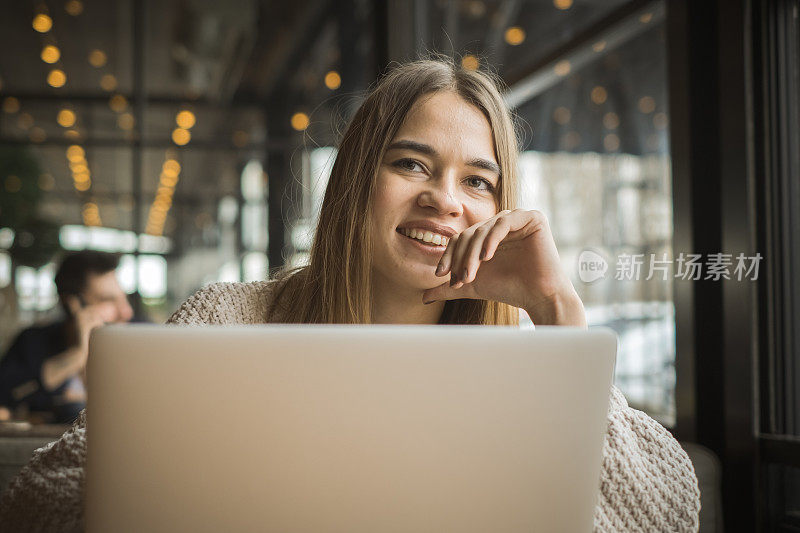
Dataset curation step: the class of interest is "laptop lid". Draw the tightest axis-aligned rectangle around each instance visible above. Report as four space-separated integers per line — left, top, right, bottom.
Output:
85 324 617 533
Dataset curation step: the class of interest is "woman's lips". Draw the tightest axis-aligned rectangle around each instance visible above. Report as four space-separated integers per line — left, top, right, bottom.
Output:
397 227 451 245
396 229 447 256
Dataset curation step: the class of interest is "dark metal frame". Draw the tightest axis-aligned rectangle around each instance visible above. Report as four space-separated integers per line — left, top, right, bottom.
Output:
753 0 800 530
667 0 762 528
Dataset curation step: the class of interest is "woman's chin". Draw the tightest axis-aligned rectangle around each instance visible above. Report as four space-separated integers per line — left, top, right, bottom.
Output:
400 266 447 291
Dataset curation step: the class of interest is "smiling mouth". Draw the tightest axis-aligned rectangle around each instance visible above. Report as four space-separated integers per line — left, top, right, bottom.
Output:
396 228 449 247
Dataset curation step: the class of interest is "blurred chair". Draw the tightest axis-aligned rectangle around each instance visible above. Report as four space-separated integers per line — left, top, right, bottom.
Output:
682 442 724 532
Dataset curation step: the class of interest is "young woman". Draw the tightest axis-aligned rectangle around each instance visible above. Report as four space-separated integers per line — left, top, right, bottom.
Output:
0 58 700 531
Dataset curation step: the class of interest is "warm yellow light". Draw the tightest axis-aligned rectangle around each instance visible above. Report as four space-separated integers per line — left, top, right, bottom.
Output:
5 175 21 193
553 106 571 125
117 112 135 130
504 27 526 46
70 162 89 174
41 45 60 64
461 55 479 71
172 127 191 145
32 14 53 33
100 74 117 91
604 134 620 151
592 41 607 53
553 60 571 76
66 145 85 161
88 49 107 68
64 129 81 140
2 97 20 114
590 86 608 104
324 71 341 90
638 96 656 114
639 12 653 24
74 179 91 191
603 112 620 130
109 94 127 112
160 174 178 187
175 110 195 129
29 127 47 143
290 112 309 131
73 172 90 183
47 69 67 88
57 109 76 127
65 0 84 16
553 0 572 9
163 159 181 176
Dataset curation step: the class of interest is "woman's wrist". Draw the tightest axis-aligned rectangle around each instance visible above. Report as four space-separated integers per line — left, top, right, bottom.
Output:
525 289 587 327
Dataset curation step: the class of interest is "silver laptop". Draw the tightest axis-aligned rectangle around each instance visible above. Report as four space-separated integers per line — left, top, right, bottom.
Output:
85 324 617 533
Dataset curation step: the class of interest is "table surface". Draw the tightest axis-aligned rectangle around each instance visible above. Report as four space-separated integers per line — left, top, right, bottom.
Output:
0 422 70 438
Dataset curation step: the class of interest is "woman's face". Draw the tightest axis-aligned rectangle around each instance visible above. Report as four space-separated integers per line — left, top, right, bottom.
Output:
370 90 501 292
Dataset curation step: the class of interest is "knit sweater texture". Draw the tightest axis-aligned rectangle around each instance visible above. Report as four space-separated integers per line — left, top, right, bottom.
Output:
0 281 701 532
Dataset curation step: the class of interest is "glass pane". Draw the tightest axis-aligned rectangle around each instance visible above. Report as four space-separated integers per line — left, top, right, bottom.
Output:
513 17 675 424
0 0 378 423
422 0 632 80
765 463 800 530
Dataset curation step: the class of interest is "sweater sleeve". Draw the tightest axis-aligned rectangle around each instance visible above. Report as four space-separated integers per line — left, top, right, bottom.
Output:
593 386 701 532
0 410 87 533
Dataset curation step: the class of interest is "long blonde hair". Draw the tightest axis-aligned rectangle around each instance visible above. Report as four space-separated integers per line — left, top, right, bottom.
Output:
269 57 520 326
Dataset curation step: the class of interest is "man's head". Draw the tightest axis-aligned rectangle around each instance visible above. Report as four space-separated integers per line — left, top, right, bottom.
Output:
54 251 134 323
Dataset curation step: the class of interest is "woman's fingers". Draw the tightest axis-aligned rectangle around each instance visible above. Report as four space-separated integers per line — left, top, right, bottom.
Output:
449 227 475 287
481 215 512 261
436 234 458 277
461 222 494 284
436 209 534 283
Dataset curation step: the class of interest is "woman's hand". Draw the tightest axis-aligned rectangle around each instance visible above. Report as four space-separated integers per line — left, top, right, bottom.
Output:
422 209 586 326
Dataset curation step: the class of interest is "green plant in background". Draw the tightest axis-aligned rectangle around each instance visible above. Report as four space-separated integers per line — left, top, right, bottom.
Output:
0 145 62 268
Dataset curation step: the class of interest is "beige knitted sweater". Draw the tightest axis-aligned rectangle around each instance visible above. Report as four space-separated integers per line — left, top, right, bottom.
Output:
0 281 700 532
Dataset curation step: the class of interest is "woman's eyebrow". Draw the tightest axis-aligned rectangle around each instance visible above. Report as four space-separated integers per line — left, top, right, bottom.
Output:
386 140 501 176
387 140 436 156
466 158 501 176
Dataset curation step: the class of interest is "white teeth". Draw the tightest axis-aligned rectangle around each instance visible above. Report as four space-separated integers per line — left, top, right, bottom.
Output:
400 228 448 246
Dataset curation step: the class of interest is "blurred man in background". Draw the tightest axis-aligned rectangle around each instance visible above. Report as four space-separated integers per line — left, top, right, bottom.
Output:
0 251 133 423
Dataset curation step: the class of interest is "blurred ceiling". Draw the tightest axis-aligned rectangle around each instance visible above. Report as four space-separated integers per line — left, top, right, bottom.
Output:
0 0 666 236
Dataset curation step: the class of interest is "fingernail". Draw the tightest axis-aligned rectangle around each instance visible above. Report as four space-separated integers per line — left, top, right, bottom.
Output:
479 249 486 261
435 262 443 275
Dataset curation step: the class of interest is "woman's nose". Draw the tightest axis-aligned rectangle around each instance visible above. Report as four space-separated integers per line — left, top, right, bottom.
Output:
417 177 463 216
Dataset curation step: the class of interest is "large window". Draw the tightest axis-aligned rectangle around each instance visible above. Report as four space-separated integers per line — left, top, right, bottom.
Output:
508 3 675 423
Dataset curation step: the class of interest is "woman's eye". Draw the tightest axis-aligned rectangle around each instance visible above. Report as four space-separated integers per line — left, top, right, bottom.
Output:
393 159 424 173
465 176 494 191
